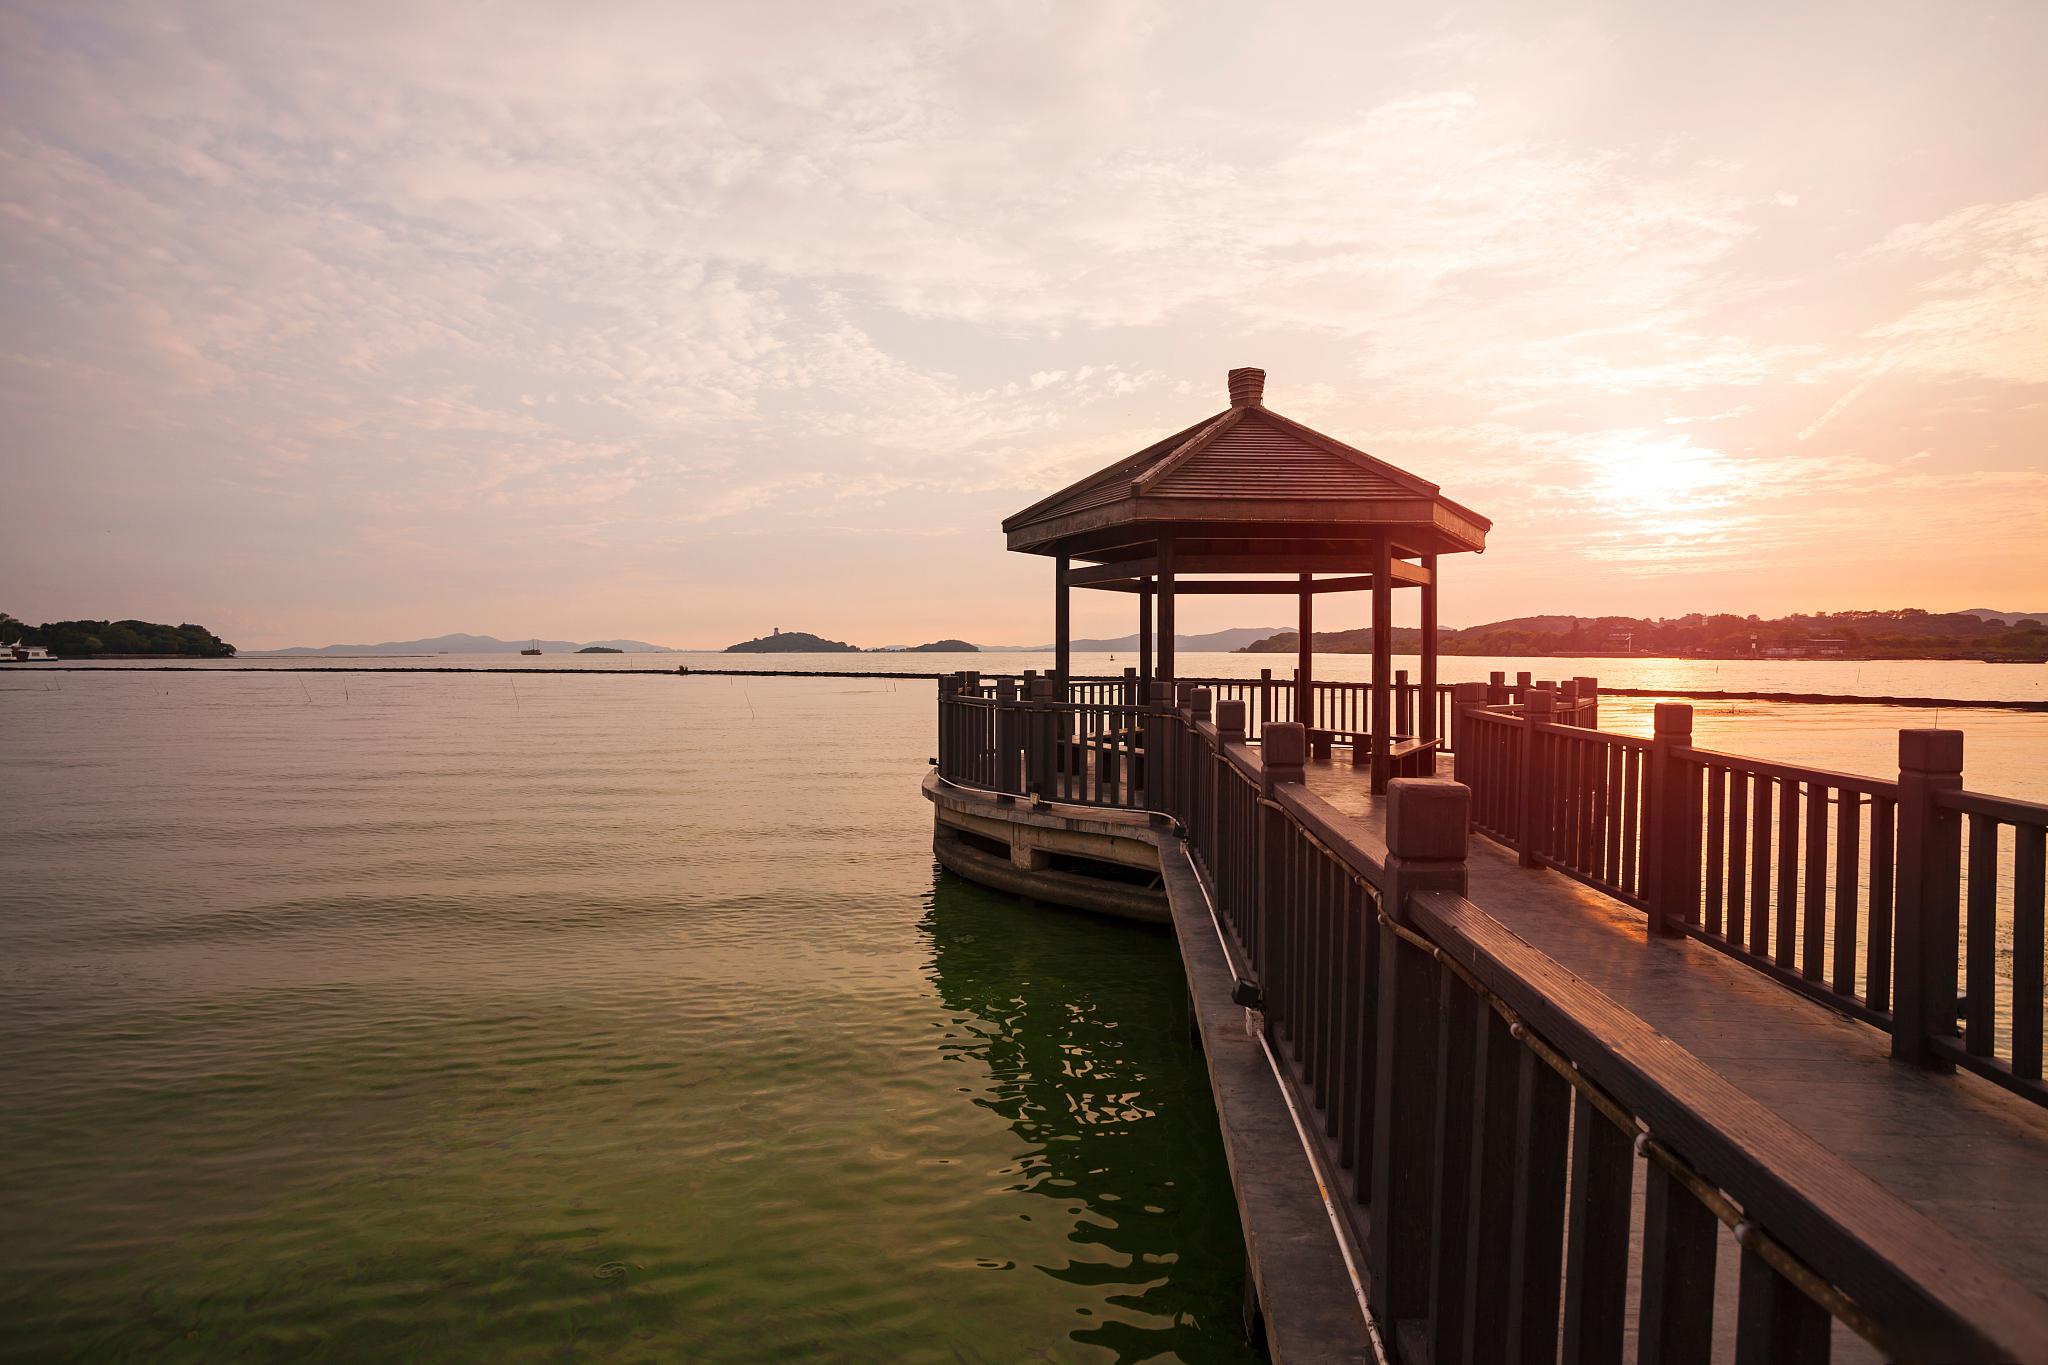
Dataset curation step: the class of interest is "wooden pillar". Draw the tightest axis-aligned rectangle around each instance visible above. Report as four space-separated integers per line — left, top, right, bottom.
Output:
1371 537 1393 793
1893 728 1964 1067
1157 535 1176 684
1420 553 1439 745
1646 703 1697 939
1054 553 1071 698
1138 576 1154 691
1297 572 1313 733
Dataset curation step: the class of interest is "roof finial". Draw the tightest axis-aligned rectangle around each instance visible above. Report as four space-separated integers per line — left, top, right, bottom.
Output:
1228 367 1265 407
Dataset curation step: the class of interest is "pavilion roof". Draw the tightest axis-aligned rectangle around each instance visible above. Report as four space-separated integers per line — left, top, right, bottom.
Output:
1003 369 1491 563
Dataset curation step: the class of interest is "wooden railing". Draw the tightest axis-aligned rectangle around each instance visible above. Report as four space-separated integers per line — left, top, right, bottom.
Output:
1932 787 2048 1104
1451 687 2048 1109
935 678 2048 1357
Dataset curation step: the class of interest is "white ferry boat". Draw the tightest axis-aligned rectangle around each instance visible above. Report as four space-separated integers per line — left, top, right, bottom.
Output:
3 643 57 662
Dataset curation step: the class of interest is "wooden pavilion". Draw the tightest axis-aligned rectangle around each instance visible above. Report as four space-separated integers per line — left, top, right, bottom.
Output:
1003 367 1491 792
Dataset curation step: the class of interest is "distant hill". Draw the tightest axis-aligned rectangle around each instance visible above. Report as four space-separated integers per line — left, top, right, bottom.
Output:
1964 608 2048 627
265 633 675 656
1239 609 2048 661
576 646 623 654
725 630 858 653
893 639 978 653
986 626 1286 653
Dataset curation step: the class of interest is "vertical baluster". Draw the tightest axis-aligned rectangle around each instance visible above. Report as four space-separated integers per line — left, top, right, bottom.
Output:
1605 746 1623 885
1426 969 1479 1365
1777 781 1802 969
1351 881 1381 1185
1505 1049 1570 1363
1561 1093 1631 1365
1834 792 1862 998
1733 1245 1832 1363
1705 768 1726 937
2016 825 2045 1081
1459 1003 1519 1363
1965 814 1998 1056
1620 749 1640 896
1592 736 1612 884
1327 873 1357 1146
1868 797 1895 1013
1640 1163 1717 1365
1803 787 1828 979
1727 771 1748 948
1368 917 1440 1329
1750 778 1774 958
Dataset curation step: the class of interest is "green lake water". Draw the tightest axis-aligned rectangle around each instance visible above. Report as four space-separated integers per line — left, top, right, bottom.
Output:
0 673 1257 1362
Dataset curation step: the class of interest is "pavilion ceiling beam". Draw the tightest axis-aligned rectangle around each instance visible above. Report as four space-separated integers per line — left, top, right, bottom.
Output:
1066 559 1156 587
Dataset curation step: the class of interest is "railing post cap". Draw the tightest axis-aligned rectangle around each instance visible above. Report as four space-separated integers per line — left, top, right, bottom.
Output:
1215 698 1246 737
1653 701 1693 735
1190 686 1212 720
1264 721 1307 771
1387 778 1470 862
1525 686 1556 713
995 678 1017 700
1899 727 1963 773
1175 682 1197 710
1149 681 1174 706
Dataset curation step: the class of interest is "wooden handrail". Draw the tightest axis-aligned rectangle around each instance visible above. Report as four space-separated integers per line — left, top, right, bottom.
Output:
1409 887 2048 1360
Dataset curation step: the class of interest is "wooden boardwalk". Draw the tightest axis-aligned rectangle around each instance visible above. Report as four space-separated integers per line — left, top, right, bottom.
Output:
1306 750 2048 1293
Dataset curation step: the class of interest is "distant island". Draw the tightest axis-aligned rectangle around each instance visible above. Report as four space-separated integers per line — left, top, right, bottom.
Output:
1 612 235 658
894 639 977 653
264 633 675 656
576 645 623 654
1240 608 2048 662
725 630 858 654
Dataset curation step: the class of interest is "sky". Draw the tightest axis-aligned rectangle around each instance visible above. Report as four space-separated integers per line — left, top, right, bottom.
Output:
2 1 2044 651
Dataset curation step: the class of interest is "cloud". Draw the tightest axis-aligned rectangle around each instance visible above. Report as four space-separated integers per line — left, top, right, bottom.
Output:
1 1 2043 643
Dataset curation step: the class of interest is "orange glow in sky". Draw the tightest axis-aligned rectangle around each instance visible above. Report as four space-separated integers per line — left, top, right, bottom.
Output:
2 2 2044 648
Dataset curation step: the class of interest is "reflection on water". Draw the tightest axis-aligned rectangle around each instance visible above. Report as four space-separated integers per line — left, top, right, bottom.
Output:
922 873 1252 1362
0 673 1257 1362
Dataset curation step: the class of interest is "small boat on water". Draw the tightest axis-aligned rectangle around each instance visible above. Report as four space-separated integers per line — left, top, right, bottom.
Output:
521 639 542 656
3 643 57 663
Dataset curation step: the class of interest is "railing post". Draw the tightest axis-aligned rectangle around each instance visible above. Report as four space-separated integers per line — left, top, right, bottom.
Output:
1216 699 1246 746
1123 665 1139 707
1259 668 1273 729
1395 667 1411 737
1449 682 1487 782
1488 673 1509 706
1517 688 1554 867
1385 778 1471 910
1558 679 1580 728
1645 703 1696 938
1893 728 1964 1068
1190 687 1212 724
1576 675 1599 729
1261 721 1305 791
1253 720 1306 1019
994 679 1020 794
1024 674 1056 796
1515 670 1532 703
1368 778 1468 1334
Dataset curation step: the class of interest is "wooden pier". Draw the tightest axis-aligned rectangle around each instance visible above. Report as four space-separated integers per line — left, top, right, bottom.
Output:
931 677 2048 1361
928 369 2048 1360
